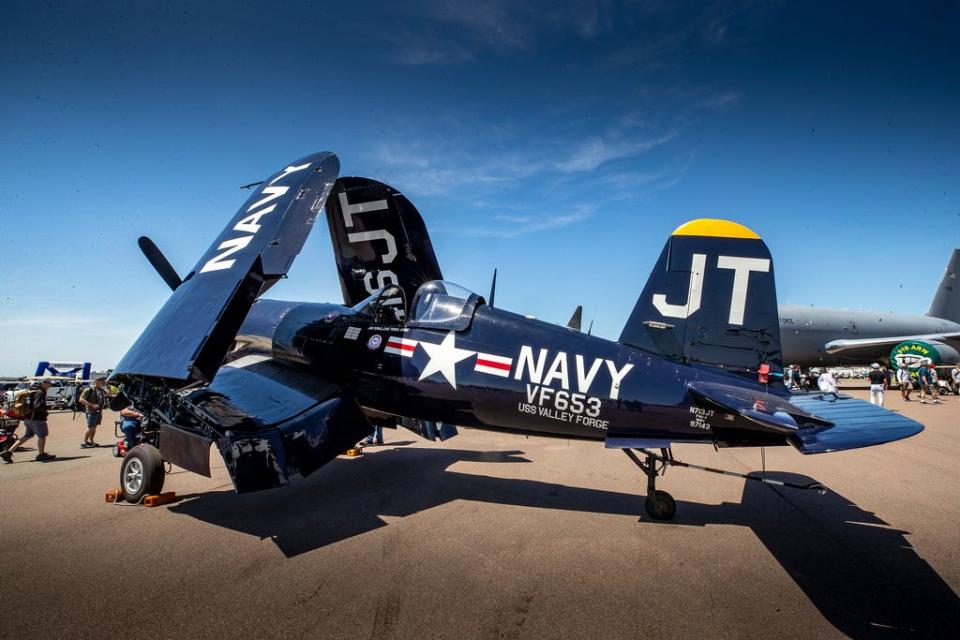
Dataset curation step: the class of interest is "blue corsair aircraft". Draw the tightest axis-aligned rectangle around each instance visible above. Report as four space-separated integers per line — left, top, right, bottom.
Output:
110 152 924 519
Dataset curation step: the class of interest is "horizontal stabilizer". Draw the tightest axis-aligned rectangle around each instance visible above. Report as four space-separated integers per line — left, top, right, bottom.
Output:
113 152 339 383
687 381 831 432
786 394 924 454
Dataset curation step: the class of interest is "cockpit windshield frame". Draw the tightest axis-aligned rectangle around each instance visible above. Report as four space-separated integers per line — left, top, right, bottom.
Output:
407 280 483 331
350 284 407 326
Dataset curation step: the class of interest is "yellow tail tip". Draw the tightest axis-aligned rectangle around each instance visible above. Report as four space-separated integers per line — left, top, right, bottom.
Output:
671 219 760 239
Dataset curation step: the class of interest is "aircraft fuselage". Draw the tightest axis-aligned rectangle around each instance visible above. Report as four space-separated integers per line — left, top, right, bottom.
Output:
235 300 788 449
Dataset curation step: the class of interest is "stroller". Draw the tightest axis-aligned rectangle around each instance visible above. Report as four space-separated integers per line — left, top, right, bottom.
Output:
0 408 19 452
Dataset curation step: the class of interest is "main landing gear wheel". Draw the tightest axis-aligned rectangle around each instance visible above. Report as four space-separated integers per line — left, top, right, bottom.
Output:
120 444 165 503
644 490 676 520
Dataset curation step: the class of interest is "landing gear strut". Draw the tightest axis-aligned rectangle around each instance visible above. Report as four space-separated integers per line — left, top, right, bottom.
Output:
623 448 826 521
623 448 677 520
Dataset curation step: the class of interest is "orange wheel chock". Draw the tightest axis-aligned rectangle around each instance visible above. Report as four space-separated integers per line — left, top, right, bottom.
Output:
143 492 178 507
345 448 363 457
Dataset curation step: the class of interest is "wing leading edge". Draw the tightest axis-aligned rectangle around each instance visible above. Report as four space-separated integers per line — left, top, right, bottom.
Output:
825 332 960 354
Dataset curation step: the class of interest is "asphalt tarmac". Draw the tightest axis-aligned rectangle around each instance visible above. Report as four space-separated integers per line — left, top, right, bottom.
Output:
1 388 958 639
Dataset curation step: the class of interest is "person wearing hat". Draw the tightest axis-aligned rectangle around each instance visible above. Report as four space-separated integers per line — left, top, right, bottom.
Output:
79 376 108 448
1 380 56 463
868 363 885 406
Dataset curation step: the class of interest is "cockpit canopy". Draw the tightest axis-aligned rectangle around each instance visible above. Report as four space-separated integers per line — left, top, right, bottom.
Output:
409 280 483 330
350 280 483 330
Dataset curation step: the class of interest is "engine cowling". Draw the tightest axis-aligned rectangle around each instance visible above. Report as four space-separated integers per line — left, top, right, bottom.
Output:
890 339 960 367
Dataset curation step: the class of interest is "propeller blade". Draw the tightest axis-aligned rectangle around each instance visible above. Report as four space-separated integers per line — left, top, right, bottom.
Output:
137 236 183 291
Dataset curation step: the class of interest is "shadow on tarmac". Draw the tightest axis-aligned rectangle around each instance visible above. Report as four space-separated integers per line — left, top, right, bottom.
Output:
169 446 959 638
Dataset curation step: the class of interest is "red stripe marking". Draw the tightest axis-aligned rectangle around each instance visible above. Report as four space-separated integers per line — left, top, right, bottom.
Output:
387 340 415 352
476 358 511 371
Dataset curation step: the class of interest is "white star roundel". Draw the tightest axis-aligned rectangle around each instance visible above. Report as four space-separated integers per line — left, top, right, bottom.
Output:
417 332 475 389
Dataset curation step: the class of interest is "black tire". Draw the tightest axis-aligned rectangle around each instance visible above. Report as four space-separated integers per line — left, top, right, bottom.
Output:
120 444 164 503
644 490 677 521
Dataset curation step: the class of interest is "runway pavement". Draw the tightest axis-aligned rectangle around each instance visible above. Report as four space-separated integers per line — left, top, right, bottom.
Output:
1 389 958 639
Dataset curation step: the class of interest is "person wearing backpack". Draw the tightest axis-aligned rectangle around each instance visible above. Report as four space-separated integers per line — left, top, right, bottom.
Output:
1 380 56 463
78 376 107 448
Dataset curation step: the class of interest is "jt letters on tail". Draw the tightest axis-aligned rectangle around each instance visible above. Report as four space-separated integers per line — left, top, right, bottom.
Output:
653 253 770 325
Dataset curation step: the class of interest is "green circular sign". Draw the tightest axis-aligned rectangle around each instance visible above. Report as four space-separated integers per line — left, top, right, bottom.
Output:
890 340 940 370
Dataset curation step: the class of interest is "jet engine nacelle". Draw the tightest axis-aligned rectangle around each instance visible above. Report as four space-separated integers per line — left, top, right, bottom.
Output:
926 341 960 365
890 339 960 368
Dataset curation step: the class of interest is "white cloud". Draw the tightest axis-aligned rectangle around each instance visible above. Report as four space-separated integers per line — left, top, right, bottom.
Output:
457 205 595 239
553 131 677 173
382 0 615 66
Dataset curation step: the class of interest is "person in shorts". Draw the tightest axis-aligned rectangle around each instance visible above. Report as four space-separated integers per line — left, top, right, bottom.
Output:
917 362 935 404
79 376 108 448
1 380 56 463
928 366 943 404
897 366 913 401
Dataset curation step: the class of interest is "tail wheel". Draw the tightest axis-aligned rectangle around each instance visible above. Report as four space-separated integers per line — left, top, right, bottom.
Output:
120 444 165 503
644 490 677 520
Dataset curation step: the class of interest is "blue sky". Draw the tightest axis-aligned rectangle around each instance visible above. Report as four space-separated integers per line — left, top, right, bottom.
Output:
1 1 958 375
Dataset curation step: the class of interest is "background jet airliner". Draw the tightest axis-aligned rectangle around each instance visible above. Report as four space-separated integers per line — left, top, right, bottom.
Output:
109 152 924 520
778 249 960 366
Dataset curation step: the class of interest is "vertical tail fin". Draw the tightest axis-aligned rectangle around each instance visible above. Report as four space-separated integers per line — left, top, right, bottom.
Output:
927 249 960 323
619 219 782 375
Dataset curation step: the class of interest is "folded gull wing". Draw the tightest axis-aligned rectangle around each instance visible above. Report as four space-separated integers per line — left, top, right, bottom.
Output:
162 356 372 493
113 152 339 383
